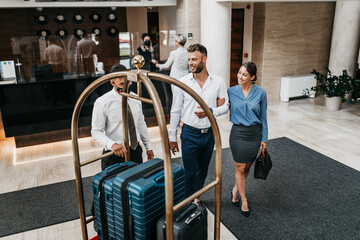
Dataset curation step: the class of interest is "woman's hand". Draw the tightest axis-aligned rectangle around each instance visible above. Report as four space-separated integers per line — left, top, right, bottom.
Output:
151 59 158 64
260 141 267 152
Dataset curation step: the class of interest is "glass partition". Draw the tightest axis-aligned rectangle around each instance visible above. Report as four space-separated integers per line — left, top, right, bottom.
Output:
8 30 177 83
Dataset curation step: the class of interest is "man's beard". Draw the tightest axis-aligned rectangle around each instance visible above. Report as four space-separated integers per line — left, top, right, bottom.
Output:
192 61 204 73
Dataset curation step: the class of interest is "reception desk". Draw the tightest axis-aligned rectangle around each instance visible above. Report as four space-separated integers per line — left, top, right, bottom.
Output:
0 70 171 147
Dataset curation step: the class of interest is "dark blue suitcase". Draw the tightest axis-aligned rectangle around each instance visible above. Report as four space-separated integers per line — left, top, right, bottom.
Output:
92 162 138 240
113 158 186 240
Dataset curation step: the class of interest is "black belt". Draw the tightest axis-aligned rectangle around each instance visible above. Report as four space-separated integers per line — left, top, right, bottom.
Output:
183 123 212 134
234 123 260 128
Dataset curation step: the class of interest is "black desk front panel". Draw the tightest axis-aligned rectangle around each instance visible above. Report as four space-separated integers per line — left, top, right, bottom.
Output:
0 71 172 141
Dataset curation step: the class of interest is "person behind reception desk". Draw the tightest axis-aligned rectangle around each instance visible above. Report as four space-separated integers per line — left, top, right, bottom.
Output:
156 34 189 90
43 36 68 78
137 33 158 71
76 35 96 76
91 64 154 170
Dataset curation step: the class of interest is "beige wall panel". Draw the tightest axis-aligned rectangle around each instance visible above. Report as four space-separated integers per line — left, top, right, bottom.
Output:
187 0 201 45
253 2 335 102
265 4 300 40
176 0 186 34
159 6 177 60
252 2 266 86
176 0 201 45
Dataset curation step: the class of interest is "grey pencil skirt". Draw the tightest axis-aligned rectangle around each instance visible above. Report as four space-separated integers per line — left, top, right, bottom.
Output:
229 124 262 163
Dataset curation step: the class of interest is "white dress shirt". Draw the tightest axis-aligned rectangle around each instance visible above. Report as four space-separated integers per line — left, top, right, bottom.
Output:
91 88 152 151
159 47 189 79
169 72 229 142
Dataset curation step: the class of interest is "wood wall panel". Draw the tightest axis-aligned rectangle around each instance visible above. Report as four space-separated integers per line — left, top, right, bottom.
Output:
230 9 244 87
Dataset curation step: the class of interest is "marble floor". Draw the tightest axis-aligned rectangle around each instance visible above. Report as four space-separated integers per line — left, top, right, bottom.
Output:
0 96 359 240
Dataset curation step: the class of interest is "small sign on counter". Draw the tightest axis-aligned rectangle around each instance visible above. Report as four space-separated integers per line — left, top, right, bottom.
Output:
0 60 16 80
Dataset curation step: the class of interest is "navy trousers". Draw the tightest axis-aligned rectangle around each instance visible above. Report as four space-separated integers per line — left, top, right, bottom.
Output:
180 124 215 197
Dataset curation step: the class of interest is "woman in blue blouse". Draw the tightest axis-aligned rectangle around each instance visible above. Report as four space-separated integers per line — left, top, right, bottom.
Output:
228 62 268 217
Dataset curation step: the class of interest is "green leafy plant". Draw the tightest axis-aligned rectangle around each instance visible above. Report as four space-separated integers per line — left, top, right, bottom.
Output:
304 68 353 102
350 77 360 102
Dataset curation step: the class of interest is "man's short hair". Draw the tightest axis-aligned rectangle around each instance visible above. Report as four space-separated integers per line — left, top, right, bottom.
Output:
109 64 128 73
187 44 207 57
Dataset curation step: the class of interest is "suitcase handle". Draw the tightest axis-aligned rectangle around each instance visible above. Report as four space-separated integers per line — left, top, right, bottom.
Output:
184 211 203 227
142 165 164 178
174 203 197 222
106 164 133 175
154 175 164 186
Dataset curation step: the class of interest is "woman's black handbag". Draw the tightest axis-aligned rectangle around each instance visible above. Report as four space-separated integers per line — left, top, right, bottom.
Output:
254 149 272 180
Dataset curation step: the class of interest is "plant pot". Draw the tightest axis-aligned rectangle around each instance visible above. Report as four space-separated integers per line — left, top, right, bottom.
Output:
345 93 352 103
325 96 342 111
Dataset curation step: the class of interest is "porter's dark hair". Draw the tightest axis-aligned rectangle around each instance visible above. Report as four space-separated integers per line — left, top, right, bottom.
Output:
242 62 257 81
109 64 128 73
187 43 207 57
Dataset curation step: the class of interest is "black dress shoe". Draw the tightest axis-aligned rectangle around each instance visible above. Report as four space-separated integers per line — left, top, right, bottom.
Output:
231 191 240 207
240 203 250 217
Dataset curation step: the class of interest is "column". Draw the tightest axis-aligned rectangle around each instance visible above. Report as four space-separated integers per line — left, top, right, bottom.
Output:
201 0 232 87
328 1 360 77
176 0 201 46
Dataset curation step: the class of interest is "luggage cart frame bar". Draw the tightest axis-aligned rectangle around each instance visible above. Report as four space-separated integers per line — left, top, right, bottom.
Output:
72 69 222 240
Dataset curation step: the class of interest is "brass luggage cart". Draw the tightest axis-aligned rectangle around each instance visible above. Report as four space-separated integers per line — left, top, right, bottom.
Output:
71 56 222 240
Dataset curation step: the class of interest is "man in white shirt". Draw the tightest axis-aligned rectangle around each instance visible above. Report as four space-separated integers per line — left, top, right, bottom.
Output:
169 44 229 203
91 64 154 170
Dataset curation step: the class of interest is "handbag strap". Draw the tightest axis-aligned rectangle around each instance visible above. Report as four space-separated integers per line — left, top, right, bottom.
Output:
258 148 266 159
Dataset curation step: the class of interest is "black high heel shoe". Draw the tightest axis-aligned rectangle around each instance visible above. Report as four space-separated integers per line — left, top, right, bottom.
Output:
240 203 250 217
231 191 240 207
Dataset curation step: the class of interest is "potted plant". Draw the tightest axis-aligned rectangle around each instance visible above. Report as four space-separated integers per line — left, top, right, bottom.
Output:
304 68 353 110
350 77 360 103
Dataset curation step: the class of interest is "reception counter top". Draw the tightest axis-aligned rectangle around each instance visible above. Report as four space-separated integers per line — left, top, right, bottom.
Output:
0 71 171 147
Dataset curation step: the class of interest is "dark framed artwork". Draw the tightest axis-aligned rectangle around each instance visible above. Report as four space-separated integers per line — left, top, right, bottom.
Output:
56 28 68 39
72 13 84 24
36 29 51 39
92 27 102 37
35 14 49 25
89 13 102 24
107 27 119 37
73 28 86 39
54 14 67 24
106 11 118 23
